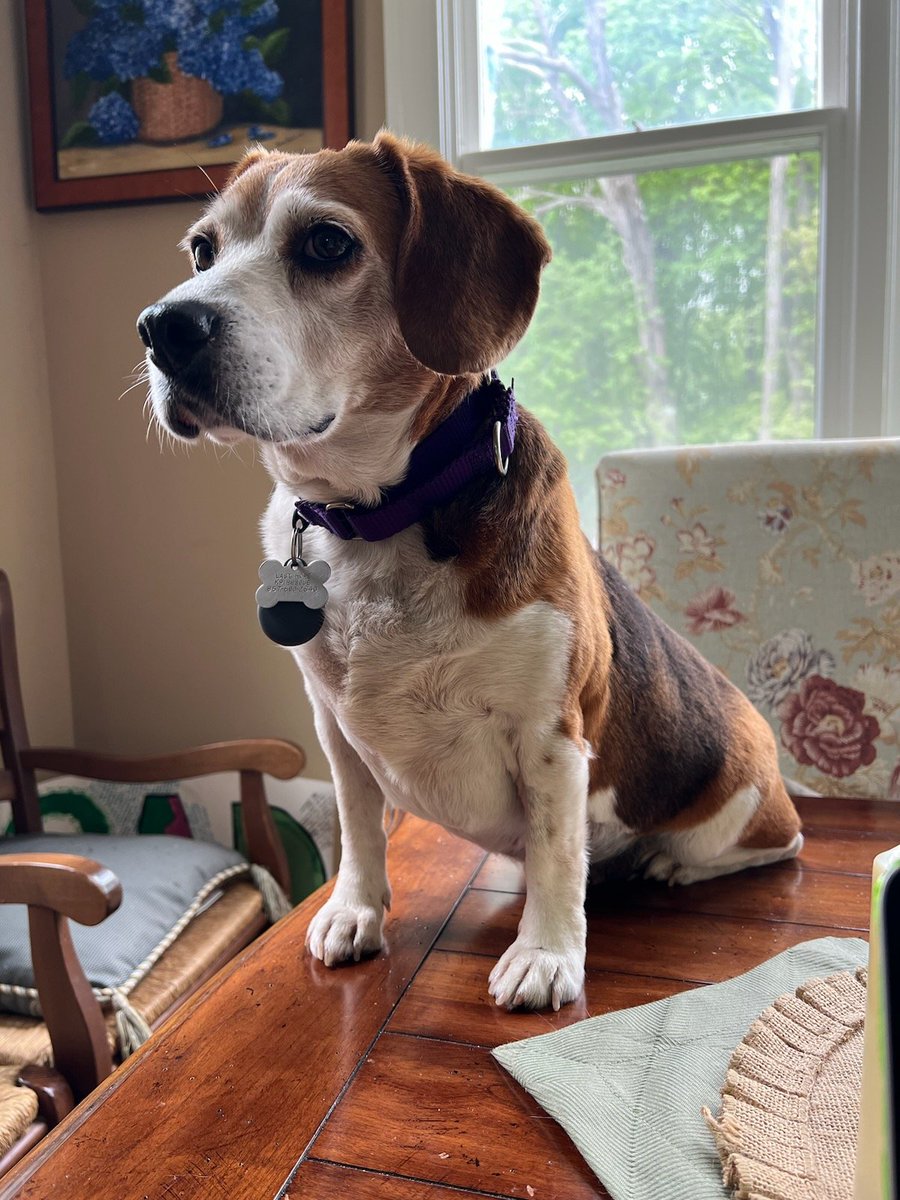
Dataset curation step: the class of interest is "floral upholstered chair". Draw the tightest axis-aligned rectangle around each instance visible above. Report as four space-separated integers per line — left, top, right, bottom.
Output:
597 439 900 800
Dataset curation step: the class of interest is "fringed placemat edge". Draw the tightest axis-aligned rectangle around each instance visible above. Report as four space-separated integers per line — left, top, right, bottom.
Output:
702 966 867 1200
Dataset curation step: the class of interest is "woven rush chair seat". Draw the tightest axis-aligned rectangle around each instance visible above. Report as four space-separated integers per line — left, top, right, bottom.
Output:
0 1066 38 1160
0 878 265 1077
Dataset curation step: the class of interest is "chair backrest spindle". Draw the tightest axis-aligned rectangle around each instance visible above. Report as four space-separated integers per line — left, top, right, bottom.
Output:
0 571 44 834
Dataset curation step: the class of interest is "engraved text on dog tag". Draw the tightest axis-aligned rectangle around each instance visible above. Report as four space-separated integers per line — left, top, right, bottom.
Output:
255 559 331 609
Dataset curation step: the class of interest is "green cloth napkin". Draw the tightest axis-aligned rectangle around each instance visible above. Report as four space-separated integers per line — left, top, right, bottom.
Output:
493 936 867 1200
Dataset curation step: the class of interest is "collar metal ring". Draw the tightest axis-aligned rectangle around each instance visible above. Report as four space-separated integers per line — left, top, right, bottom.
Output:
492 420 509 476
290 522 304 564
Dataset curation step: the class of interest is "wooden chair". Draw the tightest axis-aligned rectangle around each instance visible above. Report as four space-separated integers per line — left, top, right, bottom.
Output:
0 569 305 1172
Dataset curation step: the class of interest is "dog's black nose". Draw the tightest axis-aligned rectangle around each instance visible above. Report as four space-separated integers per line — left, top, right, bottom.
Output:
136 301 222 376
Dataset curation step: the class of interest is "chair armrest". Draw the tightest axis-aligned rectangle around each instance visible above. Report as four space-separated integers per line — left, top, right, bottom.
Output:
17 1064 75 1129
0 854 120 1103
0 854 122 924
19 738 306 783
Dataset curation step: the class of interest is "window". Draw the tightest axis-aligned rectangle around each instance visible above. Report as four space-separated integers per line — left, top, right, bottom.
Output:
384 0 900 537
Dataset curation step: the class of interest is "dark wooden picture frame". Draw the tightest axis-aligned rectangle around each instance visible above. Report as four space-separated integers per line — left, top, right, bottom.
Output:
25 0 352 211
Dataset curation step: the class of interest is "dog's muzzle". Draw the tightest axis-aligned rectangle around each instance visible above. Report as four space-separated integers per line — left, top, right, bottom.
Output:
137 300 222 378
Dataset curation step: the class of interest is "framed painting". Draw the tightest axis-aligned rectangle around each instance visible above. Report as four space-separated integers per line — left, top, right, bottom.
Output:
24 0 352 210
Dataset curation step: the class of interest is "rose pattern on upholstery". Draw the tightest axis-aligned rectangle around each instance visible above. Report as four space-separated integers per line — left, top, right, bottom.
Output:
675 522 721 560
685 586 746 635
597 440 900 798
778 675 880 778
747 629 835 709
851 551 900 607
602 534 658 596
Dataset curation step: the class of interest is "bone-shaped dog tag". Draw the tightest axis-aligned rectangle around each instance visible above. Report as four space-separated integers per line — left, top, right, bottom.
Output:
255 559 331 609
256 558 331 647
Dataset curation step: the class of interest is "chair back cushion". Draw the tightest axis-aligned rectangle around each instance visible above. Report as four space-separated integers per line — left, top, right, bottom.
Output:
597 438 900 799
0 773 337 903
0 834 247 1016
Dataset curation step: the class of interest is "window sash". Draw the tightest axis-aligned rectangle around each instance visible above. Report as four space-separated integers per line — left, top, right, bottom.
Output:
455 112 835 186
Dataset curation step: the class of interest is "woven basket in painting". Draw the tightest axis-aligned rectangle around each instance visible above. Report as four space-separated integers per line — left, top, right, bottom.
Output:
131 52 223 144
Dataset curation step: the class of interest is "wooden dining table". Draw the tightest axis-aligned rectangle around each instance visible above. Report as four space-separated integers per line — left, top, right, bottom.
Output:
1 795 895 1200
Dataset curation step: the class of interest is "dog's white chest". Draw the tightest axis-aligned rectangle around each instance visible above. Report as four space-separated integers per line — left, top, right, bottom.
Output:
315 600 567 849
306 601 535 847
263 494 573 851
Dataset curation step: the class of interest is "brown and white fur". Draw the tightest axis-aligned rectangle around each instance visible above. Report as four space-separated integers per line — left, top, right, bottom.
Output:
139 134 802 1012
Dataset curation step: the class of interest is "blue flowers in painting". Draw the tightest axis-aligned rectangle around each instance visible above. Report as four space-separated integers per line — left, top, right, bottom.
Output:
87 92 141 144
178 15 283 102
65 0 286 143
66 5 166 81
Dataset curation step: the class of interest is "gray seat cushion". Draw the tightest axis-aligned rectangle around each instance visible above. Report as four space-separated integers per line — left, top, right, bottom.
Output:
0 834 248 1016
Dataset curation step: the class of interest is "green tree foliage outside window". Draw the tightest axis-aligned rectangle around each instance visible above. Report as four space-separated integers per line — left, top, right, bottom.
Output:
484 1 819 536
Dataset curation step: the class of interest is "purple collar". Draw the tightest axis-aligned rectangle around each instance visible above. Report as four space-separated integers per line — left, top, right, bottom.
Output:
294 374 517 542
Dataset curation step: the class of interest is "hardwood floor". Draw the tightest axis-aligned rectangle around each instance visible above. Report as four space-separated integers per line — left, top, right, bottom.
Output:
1 798 890 1200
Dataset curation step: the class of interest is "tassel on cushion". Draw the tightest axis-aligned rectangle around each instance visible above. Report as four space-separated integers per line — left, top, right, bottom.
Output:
249 865 292 922
110 989 152 1058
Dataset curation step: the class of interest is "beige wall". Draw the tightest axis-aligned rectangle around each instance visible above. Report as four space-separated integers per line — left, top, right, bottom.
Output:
6 2 385 777
0 6 73 746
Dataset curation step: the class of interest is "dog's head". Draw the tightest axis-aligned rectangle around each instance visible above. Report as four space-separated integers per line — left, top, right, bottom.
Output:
137 134 550 494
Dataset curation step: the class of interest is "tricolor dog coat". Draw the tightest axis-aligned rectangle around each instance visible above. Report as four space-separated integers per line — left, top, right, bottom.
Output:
138 134 802 1011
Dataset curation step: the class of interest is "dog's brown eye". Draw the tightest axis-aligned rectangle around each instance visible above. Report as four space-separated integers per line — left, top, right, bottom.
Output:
301 223 356 265
192 238 215 272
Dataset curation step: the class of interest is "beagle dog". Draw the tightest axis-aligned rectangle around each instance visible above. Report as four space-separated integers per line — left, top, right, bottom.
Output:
138 133 802 1012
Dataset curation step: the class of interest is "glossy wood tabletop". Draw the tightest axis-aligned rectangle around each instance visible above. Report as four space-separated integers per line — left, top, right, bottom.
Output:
2 797 896 1200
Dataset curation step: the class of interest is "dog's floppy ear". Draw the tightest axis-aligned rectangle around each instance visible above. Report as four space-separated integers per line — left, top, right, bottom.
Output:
372 131 552 376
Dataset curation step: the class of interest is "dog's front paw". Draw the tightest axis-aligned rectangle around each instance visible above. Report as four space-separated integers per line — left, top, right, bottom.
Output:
306 897 385 966
488 940 585 1012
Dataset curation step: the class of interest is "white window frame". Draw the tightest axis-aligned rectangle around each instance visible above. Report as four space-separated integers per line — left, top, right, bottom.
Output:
383 0 900 442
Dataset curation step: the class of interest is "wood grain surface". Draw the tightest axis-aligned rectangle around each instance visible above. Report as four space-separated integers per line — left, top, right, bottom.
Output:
389 950 694 1048
309 1033 600 1199
286 1160 512 1198
1 796 891 1200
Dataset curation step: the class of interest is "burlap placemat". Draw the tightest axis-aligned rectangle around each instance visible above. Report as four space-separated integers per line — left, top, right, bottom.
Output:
704 967 867 1200
492 937 866 1200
